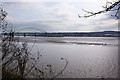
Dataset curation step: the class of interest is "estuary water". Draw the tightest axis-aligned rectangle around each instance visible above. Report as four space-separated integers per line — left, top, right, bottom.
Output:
26 37 118 78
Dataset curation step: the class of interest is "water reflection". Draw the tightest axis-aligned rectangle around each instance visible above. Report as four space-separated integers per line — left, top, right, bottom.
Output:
28 37 118 78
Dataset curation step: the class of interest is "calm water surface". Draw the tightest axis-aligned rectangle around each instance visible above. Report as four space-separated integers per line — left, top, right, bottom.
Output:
27 37 118 78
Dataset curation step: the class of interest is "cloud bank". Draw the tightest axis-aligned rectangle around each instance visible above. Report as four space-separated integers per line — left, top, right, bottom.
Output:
2 0 118 32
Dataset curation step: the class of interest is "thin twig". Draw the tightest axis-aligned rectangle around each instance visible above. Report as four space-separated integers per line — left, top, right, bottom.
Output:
51 58 68 79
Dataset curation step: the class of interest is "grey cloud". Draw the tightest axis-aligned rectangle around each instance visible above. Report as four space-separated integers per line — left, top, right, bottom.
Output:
11 19 65 32
3 2 118 32
93 23 118 31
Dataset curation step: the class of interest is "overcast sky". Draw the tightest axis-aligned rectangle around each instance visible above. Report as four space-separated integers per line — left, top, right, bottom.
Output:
1 0 118 32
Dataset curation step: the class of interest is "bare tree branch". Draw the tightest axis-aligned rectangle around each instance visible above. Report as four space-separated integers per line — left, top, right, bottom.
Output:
51 58 68 79
79 1 120 19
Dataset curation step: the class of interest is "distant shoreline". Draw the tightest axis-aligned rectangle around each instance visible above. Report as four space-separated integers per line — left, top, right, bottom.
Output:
2 31 120 37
